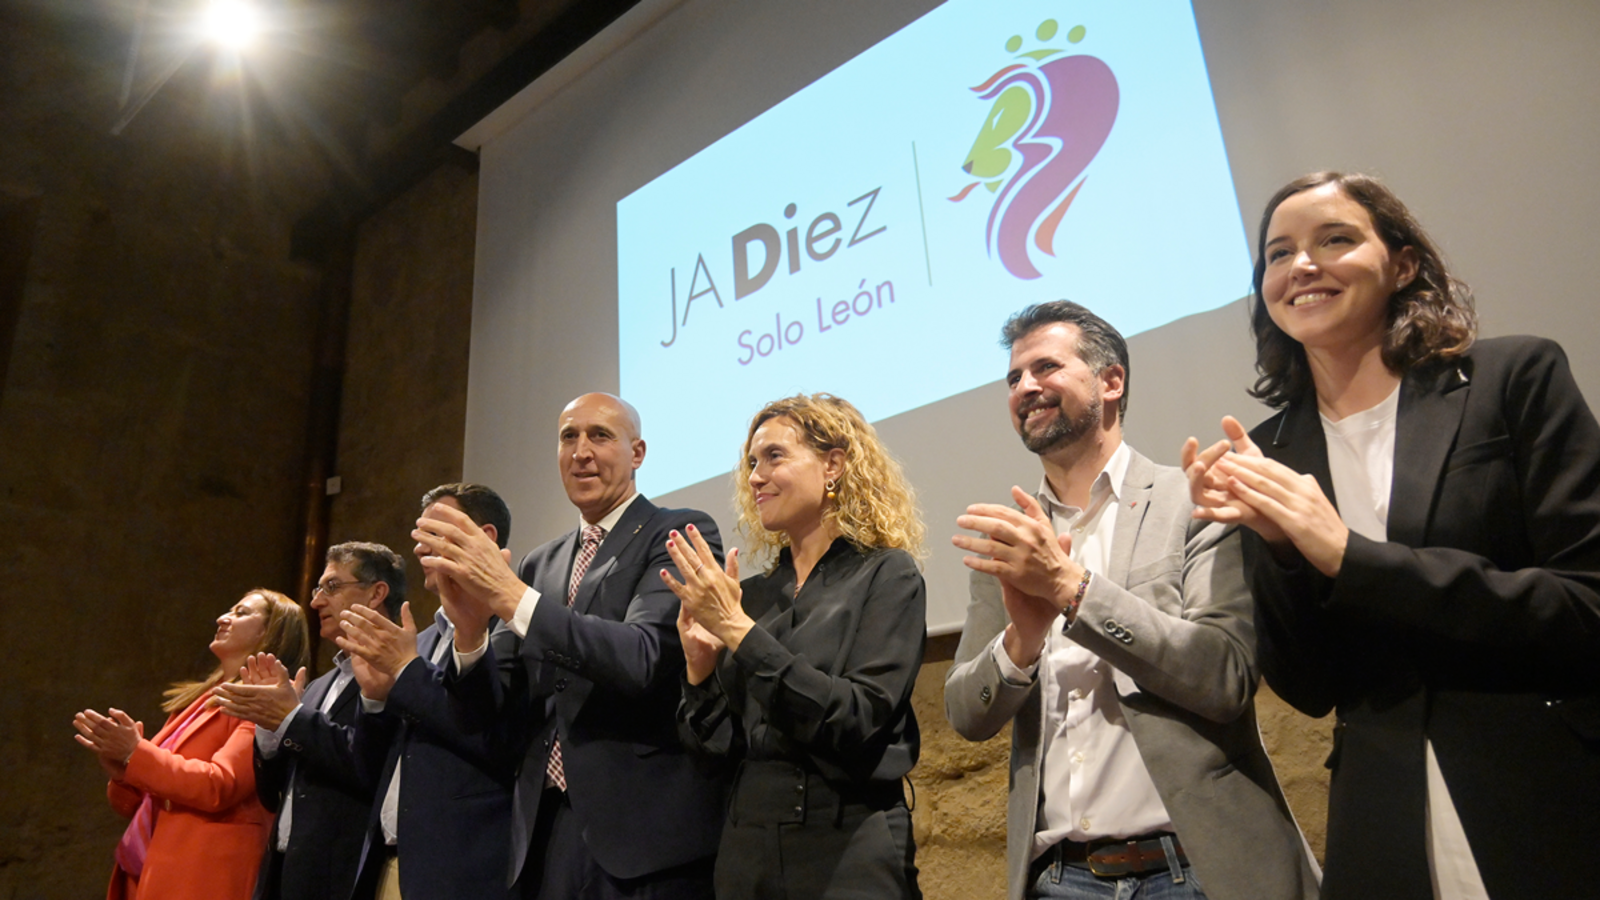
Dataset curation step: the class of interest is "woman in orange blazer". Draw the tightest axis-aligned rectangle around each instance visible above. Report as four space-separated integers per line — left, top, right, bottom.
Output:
75 588 309 900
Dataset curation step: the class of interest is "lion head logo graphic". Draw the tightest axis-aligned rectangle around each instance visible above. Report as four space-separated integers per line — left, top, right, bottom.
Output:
950 20 1119 280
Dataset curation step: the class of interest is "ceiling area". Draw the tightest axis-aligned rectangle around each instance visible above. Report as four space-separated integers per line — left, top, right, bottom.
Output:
8 0 644 258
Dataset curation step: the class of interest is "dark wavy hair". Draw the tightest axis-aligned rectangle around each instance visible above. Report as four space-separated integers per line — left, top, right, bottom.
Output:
1000 300 1130 421
1248 172 1476 408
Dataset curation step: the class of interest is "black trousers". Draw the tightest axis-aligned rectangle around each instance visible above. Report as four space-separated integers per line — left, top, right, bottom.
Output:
715 760 920 900
518 788 714 900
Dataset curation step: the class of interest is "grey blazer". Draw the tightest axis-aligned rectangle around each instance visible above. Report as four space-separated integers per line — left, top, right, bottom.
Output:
944 447 1319 900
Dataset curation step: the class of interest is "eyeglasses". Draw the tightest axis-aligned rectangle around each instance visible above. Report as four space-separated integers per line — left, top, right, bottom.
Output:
313 579 373 597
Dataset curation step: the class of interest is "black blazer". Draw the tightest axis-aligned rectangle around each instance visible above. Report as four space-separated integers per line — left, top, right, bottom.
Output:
1246 336 1600 899
252 669 371 900
348 622 518 900
449 495 731 886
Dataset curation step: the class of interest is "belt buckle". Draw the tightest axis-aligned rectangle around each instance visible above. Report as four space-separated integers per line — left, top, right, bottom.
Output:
1085 842 1133 878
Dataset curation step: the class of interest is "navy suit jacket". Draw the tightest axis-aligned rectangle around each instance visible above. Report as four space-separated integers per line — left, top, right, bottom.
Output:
1248 336 1600 899
252 668 372 900
449 495 731 886
349 621 519 900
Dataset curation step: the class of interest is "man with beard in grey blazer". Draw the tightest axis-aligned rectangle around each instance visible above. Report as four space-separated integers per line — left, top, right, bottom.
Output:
945 301 1319 900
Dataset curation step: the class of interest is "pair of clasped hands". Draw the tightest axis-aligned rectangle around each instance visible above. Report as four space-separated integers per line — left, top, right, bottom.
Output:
206 601 419 736
1181 415 1350 578
209 612 460 738
206 603 427 735
209 508 525 727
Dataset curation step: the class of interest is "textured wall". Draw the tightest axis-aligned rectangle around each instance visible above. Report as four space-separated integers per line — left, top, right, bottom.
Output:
322 162 479 645
0 6 324 898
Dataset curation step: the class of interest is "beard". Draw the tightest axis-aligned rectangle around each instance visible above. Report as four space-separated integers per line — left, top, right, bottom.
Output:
1017 393 1103 454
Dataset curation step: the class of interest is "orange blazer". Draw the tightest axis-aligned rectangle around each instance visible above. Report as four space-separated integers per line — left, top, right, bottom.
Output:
104 693 271 900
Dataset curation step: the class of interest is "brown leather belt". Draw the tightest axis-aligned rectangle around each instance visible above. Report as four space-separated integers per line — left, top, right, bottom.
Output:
1049 832 1187 878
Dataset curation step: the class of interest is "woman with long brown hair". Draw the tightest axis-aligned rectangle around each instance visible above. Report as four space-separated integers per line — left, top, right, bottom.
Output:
1185 172 1600 899
74 588 309 900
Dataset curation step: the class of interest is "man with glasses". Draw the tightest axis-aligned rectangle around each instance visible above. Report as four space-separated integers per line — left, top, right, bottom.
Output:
212 541 405 900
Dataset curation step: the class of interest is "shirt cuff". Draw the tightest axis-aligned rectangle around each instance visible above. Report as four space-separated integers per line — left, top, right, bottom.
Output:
255 703 301 756
360 696 386 714
509 585 541 639
452 633 490 674
991 634 1039 685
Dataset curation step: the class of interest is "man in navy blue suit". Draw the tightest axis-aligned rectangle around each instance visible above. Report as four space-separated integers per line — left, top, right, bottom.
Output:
212 542 406 900
414 393 728 900
336 483 520 900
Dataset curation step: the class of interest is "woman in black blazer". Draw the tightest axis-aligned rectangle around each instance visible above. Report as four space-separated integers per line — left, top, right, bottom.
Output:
660 392 926 900
1184 172 1600 899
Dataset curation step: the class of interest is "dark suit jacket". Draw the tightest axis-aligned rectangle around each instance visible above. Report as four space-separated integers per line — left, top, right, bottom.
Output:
252 668 370 900
1247 336 1600 899
349 622 518 900
448 495 731 886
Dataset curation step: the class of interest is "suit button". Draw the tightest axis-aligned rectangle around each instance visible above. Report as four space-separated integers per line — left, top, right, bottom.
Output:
1102 619 1118 633
555 678 568 691
793 806 803 815
979 686 992 703
794 784 804 794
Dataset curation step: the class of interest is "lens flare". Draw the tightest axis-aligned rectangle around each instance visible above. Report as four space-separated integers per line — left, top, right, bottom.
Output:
201 0 261 50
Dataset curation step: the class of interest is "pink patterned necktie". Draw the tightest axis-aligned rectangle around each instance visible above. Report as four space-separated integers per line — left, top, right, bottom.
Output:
546 524 605 790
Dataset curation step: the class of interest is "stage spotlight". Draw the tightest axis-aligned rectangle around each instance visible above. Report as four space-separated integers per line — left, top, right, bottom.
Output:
201 0 261 50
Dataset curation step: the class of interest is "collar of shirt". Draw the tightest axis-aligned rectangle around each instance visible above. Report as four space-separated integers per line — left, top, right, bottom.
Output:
322 651 356 715
1035 441 1130 536
331 650 354 678
579 491 641 537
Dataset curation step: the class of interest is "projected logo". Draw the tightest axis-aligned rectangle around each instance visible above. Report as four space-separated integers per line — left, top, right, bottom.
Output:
950 20 1120 280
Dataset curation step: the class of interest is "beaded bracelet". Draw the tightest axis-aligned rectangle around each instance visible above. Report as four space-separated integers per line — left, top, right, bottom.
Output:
1063 570 1091 625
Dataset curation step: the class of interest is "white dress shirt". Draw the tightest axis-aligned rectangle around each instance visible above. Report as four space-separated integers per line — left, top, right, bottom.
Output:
257 651 354 852
370 609 459 844
989 442 1174 854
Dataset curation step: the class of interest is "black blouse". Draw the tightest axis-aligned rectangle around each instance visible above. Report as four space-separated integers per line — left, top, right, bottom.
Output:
679 538 926 785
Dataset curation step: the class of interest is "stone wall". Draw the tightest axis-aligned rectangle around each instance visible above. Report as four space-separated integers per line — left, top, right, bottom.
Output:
0 6 325 898
322 162 479 647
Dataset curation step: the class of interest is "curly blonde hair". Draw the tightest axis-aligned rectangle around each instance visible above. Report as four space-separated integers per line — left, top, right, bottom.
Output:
733 393 926 565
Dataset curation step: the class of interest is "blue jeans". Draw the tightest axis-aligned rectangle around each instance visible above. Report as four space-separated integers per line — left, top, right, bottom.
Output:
1029 853 1207 900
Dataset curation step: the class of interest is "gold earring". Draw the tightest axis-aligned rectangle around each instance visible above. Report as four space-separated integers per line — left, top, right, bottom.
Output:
825 479 837 501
